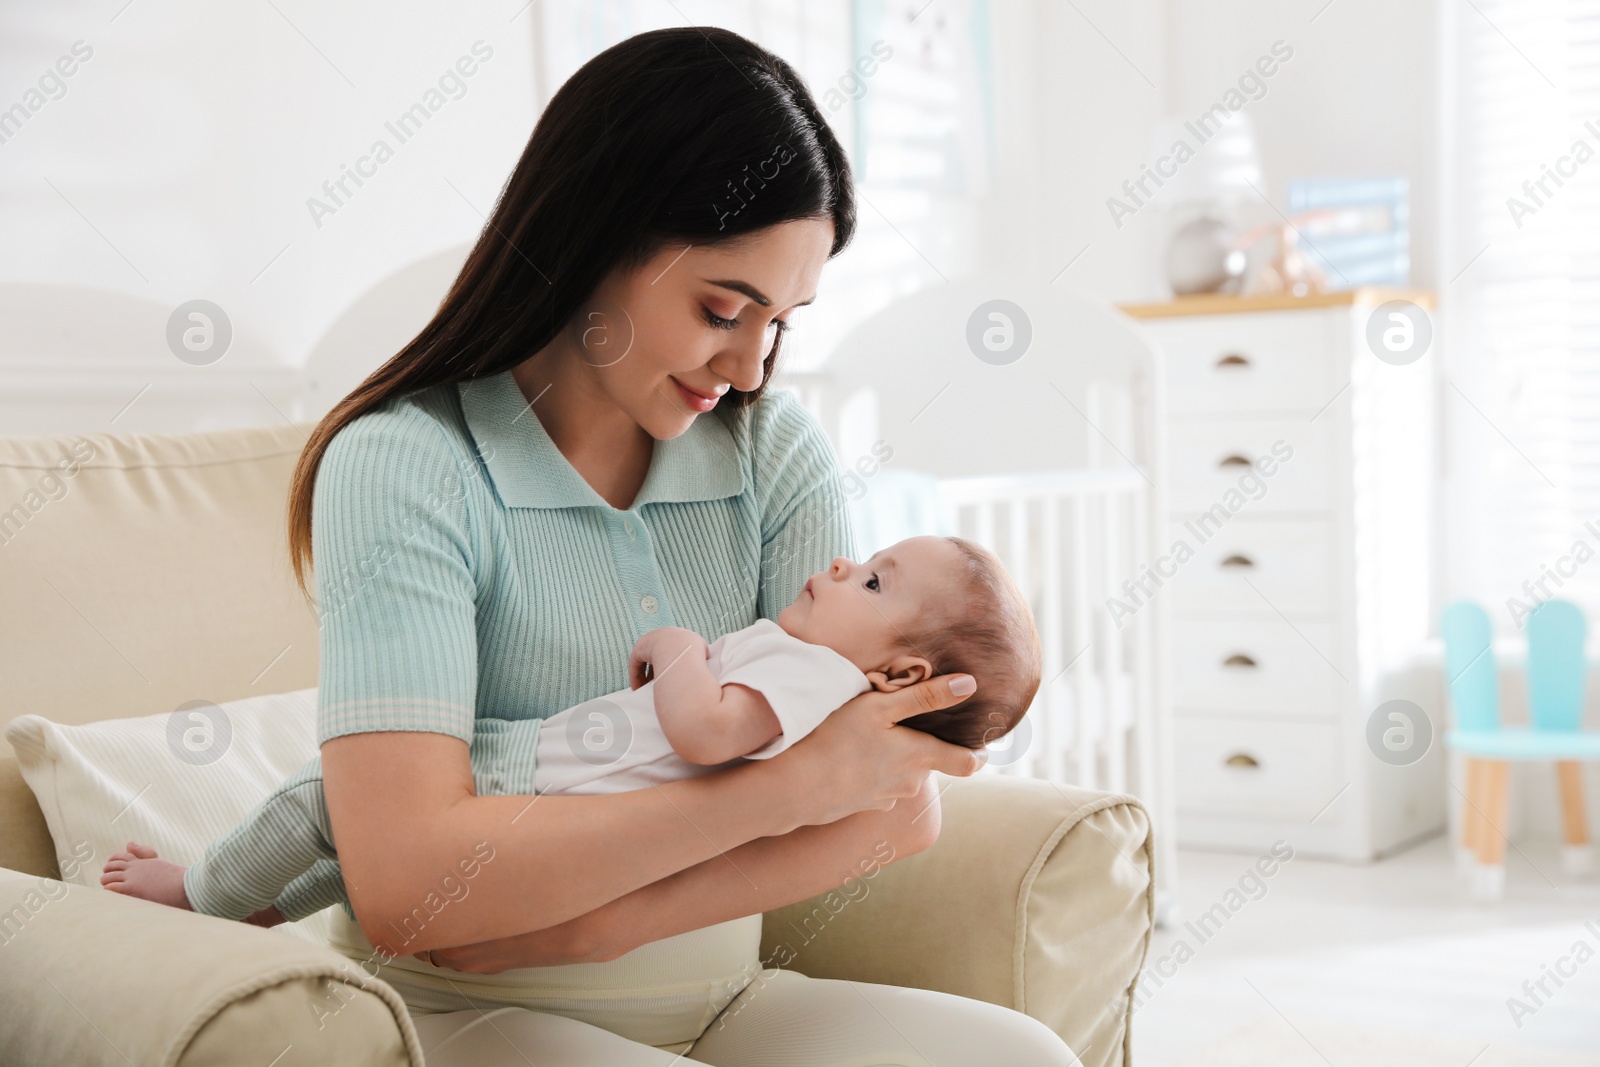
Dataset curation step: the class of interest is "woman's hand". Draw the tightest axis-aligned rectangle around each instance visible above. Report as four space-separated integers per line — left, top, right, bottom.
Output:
415 907 619 973
767 674 985 833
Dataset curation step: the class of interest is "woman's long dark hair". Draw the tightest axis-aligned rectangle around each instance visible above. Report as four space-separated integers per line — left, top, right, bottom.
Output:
288 26 856 595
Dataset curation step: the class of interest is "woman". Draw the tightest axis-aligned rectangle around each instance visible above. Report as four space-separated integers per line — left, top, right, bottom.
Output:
289 25 1079 1066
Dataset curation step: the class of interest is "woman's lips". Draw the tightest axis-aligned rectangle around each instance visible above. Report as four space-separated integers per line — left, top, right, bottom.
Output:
671 377 720 413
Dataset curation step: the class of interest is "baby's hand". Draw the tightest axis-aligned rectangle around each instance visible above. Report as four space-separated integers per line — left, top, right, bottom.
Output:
628 631 656 690
628 627 708 690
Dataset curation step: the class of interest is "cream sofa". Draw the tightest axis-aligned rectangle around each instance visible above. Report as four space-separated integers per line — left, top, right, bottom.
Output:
0 420 1154 1066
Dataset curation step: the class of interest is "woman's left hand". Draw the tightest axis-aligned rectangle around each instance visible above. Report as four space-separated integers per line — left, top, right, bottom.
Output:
415 908 622 972
412 915 611 972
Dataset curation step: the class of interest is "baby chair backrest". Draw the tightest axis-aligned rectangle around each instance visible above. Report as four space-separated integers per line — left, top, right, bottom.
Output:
1441 601 1497 732
1526 599 1587 733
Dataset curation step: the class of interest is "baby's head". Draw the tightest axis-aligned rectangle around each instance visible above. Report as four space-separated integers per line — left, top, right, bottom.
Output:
777 535 1041 750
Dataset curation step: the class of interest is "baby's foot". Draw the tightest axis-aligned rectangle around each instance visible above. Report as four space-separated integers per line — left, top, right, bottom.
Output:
100 840 191 910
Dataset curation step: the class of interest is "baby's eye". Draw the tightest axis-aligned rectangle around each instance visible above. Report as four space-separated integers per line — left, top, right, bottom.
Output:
865 572 880 592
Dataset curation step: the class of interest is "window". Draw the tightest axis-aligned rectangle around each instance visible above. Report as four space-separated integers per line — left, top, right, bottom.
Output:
1442 0 1600 629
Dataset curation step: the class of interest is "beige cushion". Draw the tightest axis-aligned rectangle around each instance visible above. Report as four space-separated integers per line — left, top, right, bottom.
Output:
5 688 337 947
0 866 422 1066
0 421 319 879
0 422 321 758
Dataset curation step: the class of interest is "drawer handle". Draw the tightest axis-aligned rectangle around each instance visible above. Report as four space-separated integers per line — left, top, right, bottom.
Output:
1223 653 1257 668
1216 353 1251 370
1220 554 1255 569
1224 752 1261 769
1218 454 1253 469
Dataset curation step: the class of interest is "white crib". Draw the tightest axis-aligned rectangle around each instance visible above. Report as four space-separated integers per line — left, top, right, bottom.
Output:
780 277 1176 918
937 469 1155 793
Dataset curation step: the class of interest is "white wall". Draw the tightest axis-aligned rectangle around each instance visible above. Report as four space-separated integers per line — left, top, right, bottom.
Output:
4 1 540 362
972 0 1169 300
0 0 540 433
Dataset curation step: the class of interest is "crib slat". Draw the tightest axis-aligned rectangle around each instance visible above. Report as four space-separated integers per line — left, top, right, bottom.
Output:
1071 495 1094 787
1130 485 1157 815
1103 490 1127 794
1007 497 1032 777
1042 495 1063 782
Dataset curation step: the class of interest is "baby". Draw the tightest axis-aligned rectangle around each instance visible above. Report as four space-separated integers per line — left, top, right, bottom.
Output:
101 534 1042 928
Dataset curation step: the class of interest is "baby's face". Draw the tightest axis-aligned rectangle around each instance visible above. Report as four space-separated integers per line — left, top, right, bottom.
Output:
778 535 961 678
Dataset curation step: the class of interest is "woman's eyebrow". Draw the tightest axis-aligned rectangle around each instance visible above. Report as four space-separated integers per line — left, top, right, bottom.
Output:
708 279 816 308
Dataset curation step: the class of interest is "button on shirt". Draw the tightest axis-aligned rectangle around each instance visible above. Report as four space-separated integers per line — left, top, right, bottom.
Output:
311 368 857 750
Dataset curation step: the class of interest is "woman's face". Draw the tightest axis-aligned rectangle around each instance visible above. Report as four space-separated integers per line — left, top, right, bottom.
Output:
561 218 834 439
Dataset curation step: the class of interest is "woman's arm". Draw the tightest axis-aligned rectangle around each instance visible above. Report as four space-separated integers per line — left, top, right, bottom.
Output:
323 729 783 957
323 672 981 957
424 768 951 972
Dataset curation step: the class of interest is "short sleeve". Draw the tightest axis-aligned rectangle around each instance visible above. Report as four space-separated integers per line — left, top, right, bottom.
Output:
312 406 480 746
714 622 870 759
750 391 858 623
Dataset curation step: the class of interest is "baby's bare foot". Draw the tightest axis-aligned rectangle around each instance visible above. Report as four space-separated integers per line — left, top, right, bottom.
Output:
100 840 191 910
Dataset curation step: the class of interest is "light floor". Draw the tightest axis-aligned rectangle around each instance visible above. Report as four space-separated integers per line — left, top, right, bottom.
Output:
1130 835 1600 1065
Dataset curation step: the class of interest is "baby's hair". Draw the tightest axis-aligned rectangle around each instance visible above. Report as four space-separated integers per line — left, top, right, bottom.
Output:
896 536 1042 751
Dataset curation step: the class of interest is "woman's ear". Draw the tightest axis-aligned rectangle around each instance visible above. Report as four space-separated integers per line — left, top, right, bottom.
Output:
864 656 934 693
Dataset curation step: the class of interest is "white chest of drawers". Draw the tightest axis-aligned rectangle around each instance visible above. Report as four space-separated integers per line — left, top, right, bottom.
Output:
1121 290 1445 861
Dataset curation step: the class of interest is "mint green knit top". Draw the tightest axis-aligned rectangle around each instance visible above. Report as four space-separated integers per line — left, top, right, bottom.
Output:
311 368 856 755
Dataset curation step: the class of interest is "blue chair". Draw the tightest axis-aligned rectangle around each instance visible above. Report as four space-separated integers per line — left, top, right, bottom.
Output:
1442 600 1600 900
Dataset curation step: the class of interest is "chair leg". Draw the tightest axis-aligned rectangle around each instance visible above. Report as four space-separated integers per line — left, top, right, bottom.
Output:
1459 758 1484 872
1470 760 1511 901
1556 761 1594 877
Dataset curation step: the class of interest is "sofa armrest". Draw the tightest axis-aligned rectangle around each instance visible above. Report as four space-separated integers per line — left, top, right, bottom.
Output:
759 773 1154 1067
0 867 425 1067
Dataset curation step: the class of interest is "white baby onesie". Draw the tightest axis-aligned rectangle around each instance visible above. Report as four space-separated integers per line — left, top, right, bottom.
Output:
531 618 871 795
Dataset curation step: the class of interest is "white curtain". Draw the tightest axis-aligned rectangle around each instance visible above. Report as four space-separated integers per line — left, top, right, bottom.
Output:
1441 0 1600 630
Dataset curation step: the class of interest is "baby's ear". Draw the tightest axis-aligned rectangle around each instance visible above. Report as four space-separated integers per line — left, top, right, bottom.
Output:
866 659 934 693
864 670 901 693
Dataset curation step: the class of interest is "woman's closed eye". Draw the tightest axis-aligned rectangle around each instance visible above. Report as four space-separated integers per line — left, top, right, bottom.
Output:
701 307 793 333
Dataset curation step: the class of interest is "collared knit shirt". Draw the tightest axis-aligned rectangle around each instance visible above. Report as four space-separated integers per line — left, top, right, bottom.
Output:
310 367 856 760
